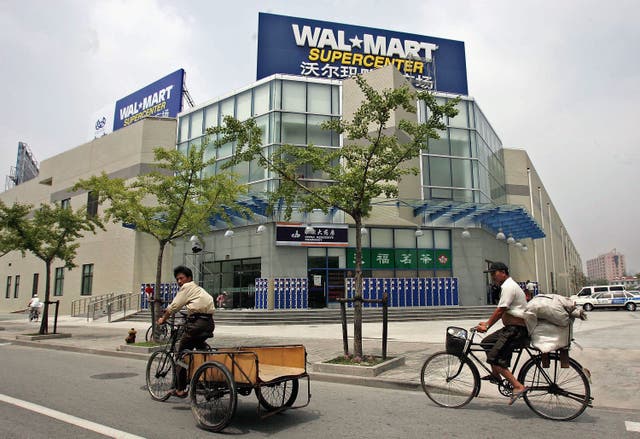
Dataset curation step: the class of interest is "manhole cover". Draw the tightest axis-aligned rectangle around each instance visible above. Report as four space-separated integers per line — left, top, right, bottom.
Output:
91 372 138 380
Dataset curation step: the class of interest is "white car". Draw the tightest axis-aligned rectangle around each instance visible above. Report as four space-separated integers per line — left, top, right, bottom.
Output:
577 291 639 312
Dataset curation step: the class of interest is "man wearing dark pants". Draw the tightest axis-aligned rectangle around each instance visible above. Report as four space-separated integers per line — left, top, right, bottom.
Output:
158 265 214 398
476 262 529 405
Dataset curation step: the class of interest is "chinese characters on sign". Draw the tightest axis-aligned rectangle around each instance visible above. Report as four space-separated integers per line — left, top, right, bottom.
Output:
257 13 468 94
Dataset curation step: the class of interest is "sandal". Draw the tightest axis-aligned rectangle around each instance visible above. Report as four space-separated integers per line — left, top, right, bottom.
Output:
508 387 528 405
171 389 188 399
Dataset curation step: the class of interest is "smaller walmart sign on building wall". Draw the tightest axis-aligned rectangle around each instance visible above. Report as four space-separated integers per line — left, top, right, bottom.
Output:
257 13 468 94
113 69 185 131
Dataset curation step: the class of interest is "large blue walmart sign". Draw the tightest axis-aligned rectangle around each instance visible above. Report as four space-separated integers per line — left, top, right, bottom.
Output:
113 69 184 131
257 13 468 95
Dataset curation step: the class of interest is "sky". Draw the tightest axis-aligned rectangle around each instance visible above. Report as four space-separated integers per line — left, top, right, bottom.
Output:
1 0 639 274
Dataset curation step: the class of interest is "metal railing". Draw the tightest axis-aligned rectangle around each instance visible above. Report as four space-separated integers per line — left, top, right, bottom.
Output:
71 292 140 321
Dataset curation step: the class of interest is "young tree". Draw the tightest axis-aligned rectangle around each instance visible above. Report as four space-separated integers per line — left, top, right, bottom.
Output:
213 74 458 357
74 144 247 340
0 200 103 334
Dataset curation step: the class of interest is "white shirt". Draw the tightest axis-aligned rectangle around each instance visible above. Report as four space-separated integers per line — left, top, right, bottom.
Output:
498 277 528 319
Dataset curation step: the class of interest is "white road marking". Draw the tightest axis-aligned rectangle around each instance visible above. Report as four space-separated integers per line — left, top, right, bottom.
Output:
627 421 640 432
0 393 146 438
0 343 11 346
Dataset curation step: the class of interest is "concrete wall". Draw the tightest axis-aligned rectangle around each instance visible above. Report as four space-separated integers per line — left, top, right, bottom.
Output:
0 118 177 314
503 148 583 295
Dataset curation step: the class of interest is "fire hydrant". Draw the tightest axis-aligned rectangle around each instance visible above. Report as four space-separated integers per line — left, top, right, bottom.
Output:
125 328 137 344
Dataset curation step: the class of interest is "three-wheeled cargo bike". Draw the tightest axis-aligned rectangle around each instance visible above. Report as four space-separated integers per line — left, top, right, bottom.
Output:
147 344 310 432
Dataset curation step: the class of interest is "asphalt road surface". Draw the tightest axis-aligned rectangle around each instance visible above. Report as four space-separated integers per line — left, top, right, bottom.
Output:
1 344 638 438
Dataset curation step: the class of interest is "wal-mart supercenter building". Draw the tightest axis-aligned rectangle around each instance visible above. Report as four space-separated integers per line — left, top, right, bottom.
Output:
0 13 582 314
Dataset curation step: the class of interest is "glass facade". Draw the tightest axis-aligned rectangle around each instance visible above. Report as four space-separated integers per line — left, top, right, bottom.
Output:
176 76 507 308
420 97 506 204
177 76 341 195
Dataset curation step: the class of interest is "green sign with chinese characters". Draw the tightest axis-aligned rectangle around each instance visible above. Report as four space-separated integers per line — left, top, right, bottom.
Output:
370 248 395 269
434 249 452 269
394 249 417 269
347 248 451 270
347 248 370 268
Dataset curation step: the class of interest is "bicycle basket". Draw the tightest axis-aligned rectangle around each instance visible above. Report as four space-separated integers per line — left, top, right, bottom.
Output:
446 327 468 355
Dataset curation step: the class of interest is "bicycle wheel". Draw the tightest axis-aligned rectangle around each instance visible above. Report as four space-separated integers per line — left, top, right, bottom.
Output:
146 351 176 401
256 378 299 411
420 351 479 408
518 353 591 421
146 324 170 343
190 361 237 432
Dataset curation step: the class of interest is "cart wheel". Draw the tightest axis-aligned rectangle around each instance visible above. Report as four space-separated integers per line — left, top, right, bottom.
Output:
146 351 175 401
190 361 237 432
256 378 299 411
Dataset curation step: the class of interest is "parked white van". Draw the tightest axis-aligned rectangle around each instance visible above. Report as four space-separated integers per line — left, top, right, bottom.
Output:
571 285 626 299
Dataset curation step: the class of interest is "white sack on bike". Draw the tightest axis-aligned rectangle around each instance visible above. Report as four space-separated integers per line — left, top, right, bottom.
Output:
524 294 587 353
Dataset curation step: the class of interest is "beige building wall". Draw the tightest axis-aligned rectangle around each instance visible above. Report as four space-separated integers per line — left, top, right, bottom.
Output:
0 118 177 314
503 148 583 295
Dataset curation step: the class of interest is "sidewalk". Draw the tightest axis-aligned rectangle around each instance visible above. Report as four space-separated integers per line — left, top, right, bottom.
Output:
1 312 638 410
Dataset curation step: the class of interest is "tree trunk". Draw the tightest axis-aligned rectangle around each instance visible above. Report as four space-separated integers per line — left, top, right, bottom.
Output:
353 216 363 357
151 241 166 342
38 261 52 335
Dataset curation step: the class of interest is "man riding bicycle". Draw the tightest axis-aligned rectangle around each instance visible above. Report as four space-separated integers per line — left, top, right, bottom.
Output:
157 266 215 398
476 262 529 405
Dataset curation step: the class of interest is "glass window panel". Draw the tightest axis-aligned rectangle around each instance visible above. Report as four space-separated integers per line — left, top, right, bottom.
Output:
273 112 281 143
308 248 325 257
236 91 252 121
431 188 452 199
178 142 188 155
422 155 430 186
430 157 451 187
452 158 472 188
253 83 270 115
371 228 393 247
449 100 468 128
394 229 415 248
281 113 306 144
328 248 346 267
434 230 450 248
452 189 473 202
450 128 470 157
203 164 215 178
332 85 340 115
417 230 434 248
204 104 218 130
249 157 265 182
220 98 234 120
348 227 370 247
282 81 306 112
179 117 189 142
308 83 331 114
427 129 449 155
249 181 267 193
273 80 282 110
254 115 270 145
217 141 233 158
203 141 216 164
190 110 203 138
216 157 231 173
234 160 249 184
307 115 331 146
470 131 478 158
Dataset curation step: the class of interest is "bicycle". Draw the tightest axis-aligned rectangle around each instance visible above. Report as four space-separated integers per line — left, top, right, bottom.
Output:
28 307 40 322
420 326 593 421
145 311 212 401
145 320 170 343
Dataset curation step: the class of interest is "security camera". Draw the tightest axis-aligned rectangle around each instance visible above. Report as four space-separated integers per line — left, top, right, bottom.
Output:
189 235 203 253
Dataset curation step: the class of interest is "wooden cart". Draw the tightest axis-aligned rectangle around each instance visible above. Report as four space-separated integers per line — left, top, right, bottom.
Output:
184 344 310 432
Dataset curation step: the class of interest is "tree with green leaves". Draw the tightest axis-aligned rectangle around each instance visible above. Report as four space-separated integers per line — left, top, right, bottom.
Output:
74 144 248 340
212 73 458 357
0 200 103 334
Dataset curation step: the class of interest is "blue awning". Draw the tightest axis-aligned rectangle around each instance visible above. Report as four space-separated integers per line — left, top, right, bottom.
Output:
412 200 545 240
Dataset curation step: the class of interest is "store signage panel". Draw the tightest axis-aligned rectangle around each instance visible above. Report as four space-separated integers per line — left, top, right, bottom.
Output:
257 12 468 94
276 223 348 247
113 69 185 131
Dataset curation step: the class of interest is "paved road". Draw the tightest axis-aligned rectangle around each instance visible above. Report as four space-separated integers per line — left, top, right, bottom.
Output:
1 345 638 438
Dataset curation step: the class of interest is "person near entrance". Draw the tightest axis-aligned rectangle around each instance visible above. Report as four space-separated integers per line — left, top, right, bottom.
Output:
157 265 214 398
476 262 529 405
